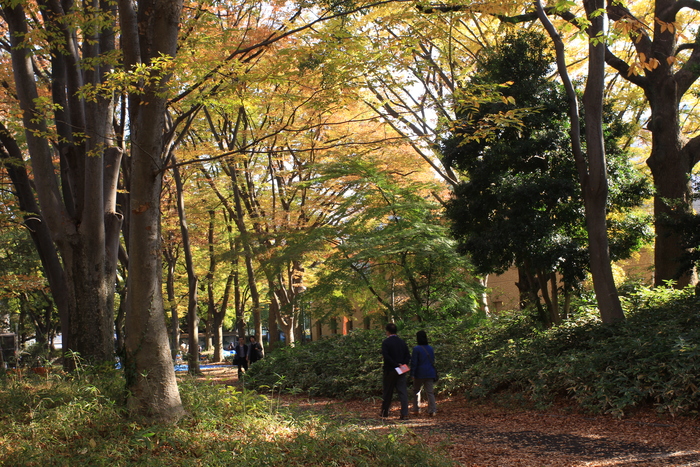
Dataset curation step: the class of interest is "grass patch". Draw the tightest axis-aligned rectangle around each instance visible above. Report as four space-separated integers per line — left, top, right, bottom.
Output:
0 368 454 466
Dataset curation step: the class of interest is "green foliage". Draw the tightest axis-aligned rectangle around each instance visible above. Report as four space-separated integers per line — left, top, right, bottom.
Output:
306 160 482 323
246 329 386 398
245 316 489 398
248 287 700 417
0 366 453 466
462 290 700 416
443 30 651 289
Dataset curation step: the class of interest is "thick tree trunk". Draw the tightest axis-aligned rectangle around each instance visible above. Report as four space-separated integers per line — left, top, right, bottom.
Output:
603 0 700 287
121 0 184 422
124 153 183 419
646 83 695 286
2 3 118 365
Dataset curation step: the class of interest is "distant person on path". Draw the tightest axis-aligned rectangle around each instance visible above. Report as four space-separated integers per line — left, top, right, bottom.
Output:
380 323 411 420
410 330 437 416
247 335 263 365
234 337 248 378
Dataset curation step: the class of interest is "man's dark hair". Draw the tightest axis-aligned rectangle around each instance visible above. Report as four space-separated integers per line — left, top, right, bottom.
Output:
416 330 429 346
385 323 398 334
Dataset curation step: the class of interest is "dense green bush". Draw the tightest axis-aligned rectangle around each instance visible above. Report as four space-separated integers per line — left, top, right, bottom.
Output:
461 286 700 416
247 286 700 417
245 328 386 398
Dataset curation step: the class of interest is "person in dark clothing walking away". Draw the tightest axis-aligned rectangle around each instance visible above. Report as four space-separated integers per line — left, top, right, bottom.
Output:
247 335 263 364
234 336 248 378
380 323 411 420
411 330 437 416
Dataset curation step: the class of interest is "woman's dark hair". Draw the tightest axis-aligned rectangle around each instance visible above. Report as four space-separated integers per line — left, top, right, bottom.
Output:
416 330 429 346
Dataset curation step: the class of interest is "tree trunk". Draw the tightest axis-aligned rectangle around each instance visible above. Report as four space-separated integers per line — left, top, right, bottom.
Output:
2 3 119 365
602 0 700 288
580 0 624 323
268 293 281 348
646 83 695 286
172 157 200 374
515 266 538 311
230 166 263 339
164 244 180 361
479 275 490 317
0 129 72 361
537 0 624 323
121 0 184 422
233 239 246 339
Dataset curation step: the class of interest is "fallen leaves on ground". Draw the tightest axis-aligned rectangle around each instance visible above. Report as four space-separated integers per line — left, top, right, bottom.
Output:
190 364 700 466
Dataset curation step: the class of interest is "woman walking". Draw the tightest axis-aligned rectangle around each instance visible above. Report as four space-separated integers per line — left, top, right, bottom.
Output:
410 330 437 416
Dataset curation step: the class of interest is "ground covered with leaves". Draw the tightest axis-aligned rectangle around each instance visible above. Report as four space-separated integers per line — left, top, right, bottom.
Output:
211 364 700 466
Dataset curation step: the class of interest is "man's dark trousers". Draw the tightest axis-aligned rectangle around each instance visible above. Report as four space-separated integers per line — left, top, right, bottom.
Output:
381 369 408 417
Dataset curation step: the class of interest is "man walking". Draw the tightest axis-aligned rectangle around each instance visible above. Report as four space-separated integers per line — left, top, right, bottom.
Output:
234 336 248 378
380 323 411 420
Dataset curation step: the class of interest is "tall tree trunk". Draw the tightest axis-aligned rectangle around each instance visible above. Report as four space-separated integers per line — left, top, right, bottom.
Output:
603 0 700 288
646 84 695 286
2 3 120 365
0 129 72 361
209 215 235 362
164 243 180 361
120 0 184 422
233 238 246 339
268 292 281 348
230 166 263 339
580 0 624 323
537 0 624 323
172 157 200 374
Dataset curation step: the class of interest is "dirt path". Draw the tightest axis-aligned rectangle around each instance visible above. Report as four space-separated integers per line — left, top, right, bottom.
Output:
191 364 700 466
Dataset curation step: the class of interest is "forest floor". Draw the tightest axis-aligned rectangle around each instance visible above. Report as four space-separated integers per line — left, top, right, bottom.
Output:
186 363 700 467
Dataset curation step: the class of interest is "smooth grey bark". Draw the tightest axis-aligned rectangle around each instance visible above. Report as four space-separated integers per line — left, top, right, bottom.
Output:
120 0 184 422
536 0 625 323
172 156 200 375
2 1 121 364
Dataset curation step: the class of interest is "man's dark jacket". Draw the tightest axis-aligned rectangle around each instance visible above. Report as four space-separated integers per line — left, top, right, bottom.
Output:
381 334 410 371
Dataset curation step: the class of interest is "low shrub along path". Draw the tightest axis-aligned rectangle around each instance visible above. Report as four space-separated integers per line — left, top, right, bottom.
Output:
195 363 700 466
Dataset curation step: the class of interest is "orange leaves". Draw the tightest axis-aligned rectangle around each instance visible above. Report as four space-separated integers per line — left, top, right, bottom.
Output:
627 52 660 76
0 273 48 299
655 17 677 34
